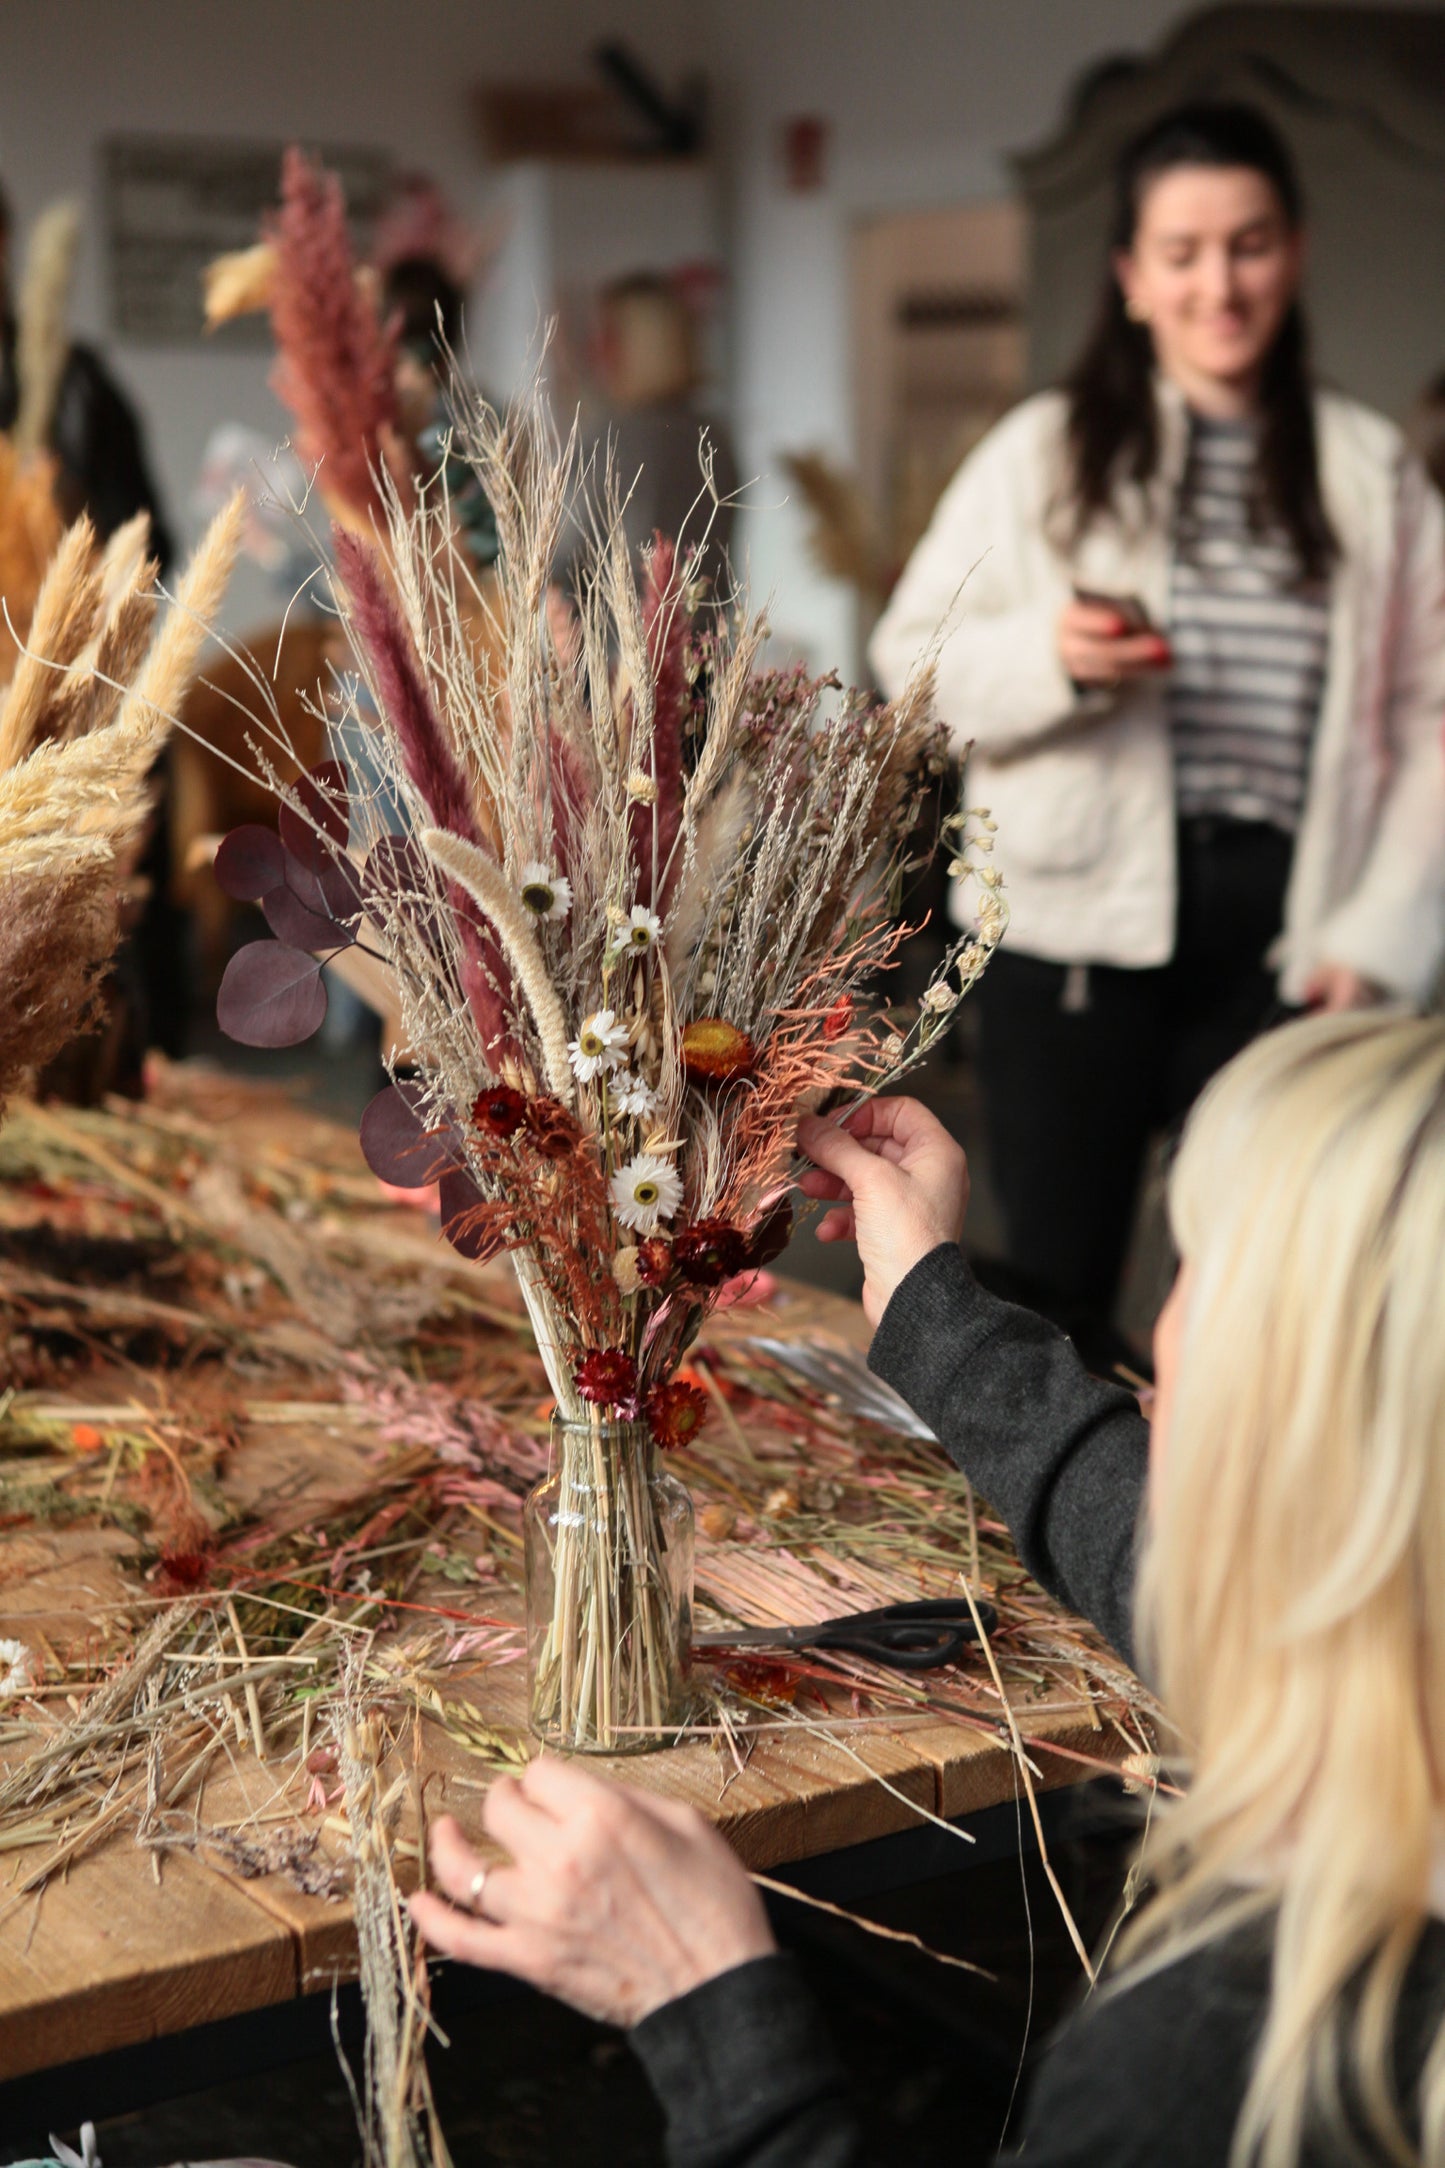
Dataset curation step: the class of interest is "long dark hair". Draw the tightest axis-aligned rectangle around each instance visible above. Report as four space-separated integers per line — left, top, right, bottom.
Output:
1063 102 1337 583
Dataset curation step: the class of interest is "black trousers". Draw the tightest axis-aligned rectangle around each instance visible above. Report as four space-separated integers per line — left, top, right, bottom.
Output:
974 818 1295 1324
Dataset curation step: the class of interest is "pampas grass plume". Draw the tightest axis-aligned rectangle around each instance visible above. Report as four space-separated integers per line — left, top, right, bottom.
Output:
13 200 80 459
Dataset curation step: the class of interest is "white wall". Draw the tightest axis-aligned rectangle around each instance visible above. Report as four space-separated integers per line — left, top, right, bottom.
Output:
0 0 1435 667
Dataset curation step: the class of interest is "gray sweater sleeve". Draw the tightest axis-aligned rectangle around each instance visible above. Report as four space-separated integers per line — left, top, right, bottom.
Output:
866 1244 1149 1669
630 1955 860 2167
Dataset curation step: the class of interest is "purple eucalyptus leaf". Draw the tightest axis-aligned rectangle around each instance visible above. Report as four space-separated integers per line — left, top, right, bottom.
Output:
438 1168 496 1260
313 848 363 923
358 1080 465 1188
278 759 350 873
217 941 327 1048
214 825 285 903
262 881 355 954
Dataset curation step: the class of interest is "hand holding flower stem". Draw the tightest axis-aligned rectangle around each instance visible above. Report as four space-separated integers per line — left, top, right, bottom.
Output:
796 1098 970 1327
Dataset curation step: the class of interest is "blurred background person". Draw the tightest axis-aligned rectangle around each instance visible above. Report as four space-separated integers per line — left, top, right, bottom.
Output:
0 179 172 573
580 269 738 573
0 176 183 1092
870 102 1445 1361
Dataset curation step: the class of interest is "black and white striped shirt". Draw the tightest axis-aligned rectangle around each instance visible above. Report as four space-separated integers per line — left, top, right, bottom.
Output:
1168 415 1329 833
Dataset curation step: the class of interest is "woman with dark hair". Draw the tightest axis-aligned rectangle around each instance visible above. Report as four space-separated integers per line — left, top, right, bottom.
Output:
869 103 1445 1347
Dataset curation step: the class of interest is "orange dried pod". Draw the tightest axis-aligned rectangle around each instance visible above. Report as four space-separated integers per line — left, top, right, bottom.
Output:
681 1016 756 1084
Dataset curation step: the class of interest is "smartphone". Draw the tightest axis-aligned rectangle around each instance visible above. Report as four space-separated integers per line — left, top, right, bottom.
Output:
1071 585 1158 635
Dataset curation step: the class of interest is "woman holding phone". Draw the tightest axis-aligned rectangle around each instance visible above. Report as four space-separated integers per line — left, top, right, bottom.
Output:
869 102 1445 1347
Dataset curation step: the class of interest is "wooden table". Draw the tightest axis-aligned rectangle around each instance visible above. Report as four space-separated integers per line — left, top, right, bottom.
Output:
0 1082 1139 2102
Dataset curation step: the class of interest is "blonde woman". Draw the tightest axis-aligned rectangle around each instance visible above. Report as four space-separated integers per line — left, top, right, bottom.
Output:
413 1009 1445 2167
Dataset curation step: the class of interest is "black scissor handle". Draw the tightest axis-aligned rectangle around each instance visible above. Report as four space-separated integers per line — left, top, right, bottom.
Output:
811 1597 998 1672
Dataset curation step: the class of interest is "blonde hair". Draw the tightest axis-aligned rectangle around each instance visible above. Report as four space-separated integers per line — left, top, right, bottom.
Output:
1126 1010 1445 2166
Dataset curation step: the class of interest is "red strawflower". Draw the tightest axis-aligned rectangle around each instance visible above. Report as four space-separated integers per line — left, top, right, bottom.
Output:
822 995 853 1042
574 1347 638 1405
156 1545 214 1593
646 1380 709 1450
673 1217 748 1287
635 1237 673 1287
472 1084 527 1138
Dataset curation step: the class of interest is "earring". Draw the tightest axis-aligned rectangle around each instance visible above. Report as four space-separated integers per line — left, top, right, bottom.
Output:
1125 296 1150 324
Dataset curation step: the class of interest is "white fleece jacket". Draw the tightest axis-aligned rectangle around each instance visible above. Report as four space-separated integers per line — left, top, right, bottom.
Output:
869 381 1445 1004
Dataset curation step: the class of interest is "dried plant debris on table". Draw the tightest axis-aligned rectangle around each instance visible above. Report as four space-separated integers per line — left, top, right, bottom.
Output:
0 1076 1156 2167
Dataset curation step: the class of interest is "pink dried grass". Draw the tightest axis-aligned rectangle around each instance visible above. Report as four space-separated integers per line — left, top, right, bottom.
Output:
268 147 400 525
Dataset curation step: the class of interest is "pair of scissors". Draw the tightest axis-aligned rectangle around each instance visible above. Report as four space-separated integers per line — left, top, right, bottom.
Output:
695 1596 997 1673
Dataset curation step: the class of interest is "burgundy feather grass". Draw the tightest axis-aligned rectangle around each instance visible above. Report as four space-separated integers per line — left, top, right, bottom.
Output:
268 147 399 523
333 528 517 1062
631 534 686 911
334 531 480 845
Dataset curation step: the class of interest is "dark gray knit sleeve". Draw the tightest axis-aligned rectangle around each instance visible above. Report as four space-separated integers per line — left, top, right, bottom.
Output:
629 1954 862 2168
867 1245 1148 1668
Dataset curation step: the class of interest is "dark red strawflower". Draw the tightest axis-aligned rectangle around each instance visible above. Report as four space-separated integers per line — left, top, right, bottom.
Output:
526 1094 579 1161
635 1237 673 1287
472 1084 527 1138
673 1217 748 1287
574 1347 638 1405
646 1379 709 1450
822 995 853 1042
157 1546 214 1592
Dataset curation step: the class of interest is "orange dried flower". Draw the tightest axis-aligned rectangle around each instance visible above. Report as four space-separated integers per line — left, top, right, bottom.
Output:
681 1017 755 1084
822 995 853 1042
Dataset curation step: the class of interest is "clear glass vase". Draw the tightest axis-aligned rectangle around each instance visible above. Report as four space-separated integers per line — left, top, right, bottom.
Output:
524 1412 695 1753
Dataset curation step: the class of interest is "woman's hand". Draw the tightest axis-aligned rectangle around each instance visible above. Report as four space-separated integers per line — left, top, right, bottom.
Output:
1301 961 1384 1013
1057 598 1172 687
409 1760 775 2029
796 1099 969 1327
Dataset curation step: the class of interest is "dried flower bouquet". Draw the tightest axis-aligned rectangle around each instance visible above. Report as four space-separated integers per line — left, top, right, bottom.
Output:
209 391 1004 1748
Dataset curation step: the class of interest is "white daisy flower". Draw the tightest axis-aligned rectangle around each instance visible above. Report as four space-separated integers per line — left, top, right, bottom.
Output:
0 1639 41 1701
609 1151 684 1234
568 1008 630 1082
611 1069 659 1119
609 904 664 960
517 861 573 924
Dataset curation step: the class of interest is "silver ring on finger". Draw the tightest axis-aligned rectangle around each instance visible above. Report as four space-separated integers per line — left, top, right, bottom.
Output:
468 1865 490 1915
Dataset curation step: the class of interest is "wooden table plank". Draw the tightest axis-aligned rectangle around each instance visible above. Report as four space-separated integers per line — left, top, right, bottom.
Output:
0 1842 296 2080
